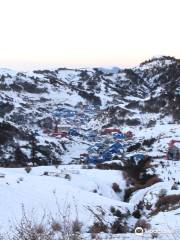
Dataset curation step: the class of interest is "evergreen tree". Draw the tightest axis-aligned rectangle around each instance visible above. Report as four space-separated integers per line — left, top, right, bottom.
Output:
30 132 37 166
15 146 27 166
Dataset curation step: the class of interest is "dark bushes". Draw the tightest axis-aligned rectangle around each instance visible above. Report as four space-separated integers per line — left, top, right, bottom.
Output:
96 162 123 170
111 219 128 234
125 118 141 126
142 138 156 147
89 222 108 234
0 102 14 117
134 219 151 230
132 209 141 219
112 182 121 193
78 90 101 106
127 143 141 152
155 194 180 210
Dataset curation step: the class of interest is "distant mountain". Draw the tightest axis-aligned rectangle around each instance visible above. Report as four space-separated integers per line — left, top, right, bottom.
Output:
0 56 179 164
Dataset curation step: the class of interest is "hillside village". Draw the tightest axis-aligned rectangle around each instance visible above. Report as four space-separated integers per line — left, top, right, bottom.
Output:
0 56 180 239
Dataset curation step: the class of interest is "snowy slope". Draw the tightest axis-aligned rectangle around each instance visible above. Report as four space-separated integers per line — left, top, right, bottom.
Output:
0 165 132 232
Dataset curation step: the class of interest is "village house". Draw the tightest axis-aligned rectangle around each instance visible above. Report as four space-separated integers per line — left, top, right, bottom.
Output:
101 128 121 135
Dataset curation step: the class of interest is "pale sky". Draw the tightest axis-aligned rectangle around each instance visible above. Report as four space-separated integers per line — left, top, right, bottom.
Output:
0 0 180 70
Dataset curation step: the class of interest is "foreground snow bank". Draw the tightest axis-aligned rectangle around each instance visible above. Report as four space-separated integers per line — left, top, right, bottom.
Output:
0 165 132 232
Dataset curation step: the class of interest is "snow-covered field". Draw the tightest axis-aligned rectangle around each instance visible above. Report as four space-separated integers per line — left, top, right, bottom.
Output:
1 159 180 239
0 165 131 232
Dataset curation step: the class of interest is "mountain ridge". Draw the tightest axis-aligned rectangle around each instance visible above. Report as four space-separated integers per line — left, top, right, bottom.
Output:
0 56 179 165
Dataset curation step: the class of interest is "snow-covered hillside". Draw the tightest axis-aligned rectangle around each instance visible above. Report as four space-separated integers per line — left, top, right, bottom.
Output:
0 56 179 239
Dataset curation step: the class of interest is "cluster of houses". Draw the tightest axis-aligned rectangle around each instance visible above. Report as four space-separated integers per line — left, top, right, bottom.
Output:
78 128 134 164
50 124 79 138
53 104 98 127
44 105 101 139
84 141 125 164
42 105 136 164
43 104 176 165
42 104 180 163
42 106 180 164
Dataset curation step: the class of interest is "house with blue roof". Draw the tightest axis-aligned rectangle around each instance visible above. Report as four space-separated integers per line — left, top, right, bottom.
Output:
131 154 145 161
86 154 104 164
101 151 112 161
69 128 79 136
113 132 125 140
